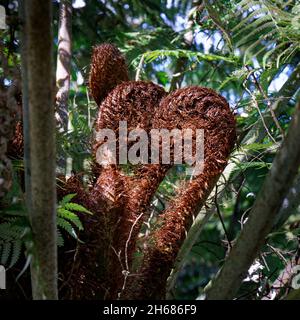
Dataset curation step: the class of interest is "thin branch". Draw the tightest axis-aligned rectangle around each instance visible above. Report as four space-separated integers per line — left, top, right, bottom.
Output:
124 211 144 272
246 65 285 137
243 71 277 144
214 185 232 250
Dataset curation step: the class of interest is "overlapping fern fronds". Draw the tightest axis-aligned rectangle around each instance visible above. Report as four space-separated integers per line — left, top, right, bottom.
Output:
233 0 300 67
0 215 28 269
0 193 92 269
140 49 236 63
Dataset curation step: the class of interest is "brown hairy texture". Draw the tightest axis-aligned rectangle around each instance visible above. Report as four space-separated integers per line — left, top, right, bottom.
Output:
56 174 91 208
121 87 236 299
0 80 22 197
57 174 113 299
69 48 236 299
6 82 23 160
91 80 166 297
106 163 171 298
6 121 24 159
93 80 166 158
89 43 129 106
3 43 237 300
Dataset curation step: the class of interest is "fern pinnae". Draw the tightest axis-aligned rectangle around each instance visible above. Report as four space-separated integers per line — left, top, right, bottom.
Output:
8 240 22 269
59 193 77 206
276 44 297 68
243 38 268 63
237 0 258 8
234 14 273 40
238 0 260 10
57 217 82 241
262 41 290 68
57 229 64 247
266 2 294 20
240 1 264 13
252 45 272 63
232 7 270 33
236 21 276 47
63 202 92 215
242 29 277 64
58 208 84 231
0 242 11 266
142 49 235 64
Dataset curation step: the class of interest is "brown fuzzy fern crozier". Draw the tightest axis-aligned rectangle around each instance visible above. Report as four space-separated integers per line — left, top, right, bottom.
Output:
85 43 236 299
91 72 167 297
89 43 129 106
122 87 236 299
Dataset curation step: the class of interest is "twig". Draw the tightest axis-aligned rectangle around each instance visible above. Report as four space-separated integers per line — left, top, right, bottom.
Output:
243 73 277 144
116 211 145 299
124 211 144 272
246 66 285 138
214 185 232 250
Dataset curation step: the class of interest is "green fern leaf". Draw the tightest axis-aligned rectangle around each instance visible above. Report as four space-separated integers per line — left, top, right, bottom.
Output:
57 217 79 240
8 240 22 269
276 44 297 68
64 203 93 215
58 208 83 230
141 49 235 65
262 41 289 68
236 21 275 47
59 193 77 206
233 6 269 29
57 230 64 247
233 13 272 37
239 1 262 12
1 242 11 266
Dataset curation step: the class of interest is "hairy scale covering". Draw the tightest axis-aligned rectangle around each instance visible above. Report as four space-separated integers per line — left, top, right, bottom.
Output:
122 86 236 299
87 46 236 299
6 42 236 300
0 81 22 198
89 43 129 106
91 80 167 298
0 42 237 300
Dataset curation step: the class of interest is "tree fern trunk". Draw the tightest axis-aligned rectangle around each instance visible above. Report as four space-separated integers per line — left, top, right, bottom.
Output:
56 0 72 176
21 0 58 300
56 0 72 132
